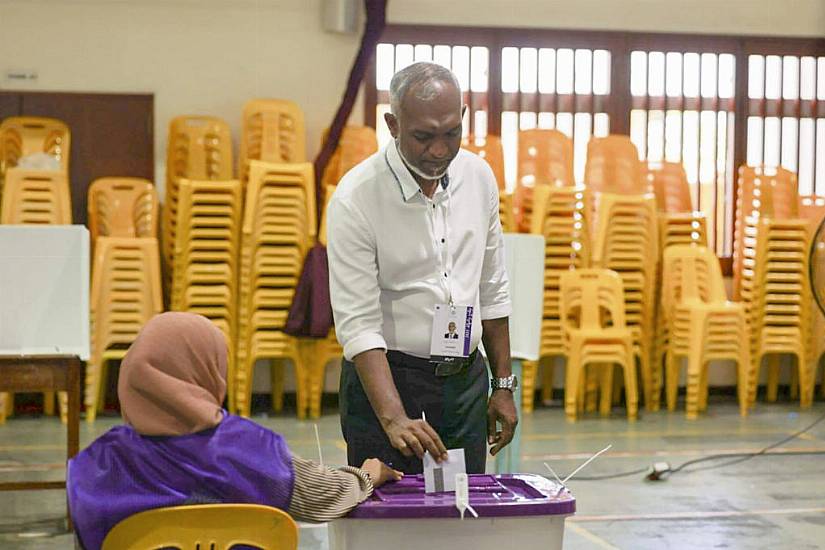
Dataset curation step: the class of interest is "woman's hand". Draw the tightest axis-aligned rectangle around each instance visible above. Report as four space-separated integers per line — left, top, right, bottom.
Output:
360 458 403 487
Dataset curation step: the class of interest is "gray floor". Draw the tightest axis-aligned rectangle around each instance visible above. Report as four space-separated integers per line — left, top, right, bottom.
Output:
2 397 825 549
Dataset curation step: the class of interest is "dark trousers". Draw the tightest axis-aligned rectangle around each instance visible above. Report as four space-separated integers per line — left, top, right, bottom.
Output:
339 351 489 474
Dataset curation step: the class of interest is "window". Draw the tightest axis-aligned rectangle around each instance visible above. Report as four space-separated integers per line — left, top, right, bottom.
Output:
366 25 825 261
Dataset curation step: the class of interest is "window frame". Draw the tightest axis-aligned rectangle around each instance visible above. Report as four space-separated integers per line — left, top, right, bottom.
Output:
365 24 825 271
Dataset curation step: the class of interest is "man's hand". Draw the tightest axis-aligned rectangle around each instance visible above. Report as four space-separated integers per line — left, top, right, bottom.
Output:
487 389 518 456
383 415 448 461
360 458 403 487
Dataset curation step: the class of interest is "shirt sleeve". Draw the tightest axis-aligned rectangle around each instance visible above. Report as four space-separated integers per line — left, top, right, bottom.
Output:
327 195 387 360
287 456 374 523
478 164 512 320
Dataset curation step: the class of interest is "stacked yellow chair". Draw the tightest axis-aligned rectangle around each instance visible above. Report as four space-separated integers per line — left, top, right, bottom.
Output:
236 160 315 418
661 245 750 418
463 135 516 233
559 269 638 420
0 116 70 198
85 178 160 422
514 129 574 233
239 99 306 183
321 126 378 188
170 178 243 412
521 184 590 413
163 116 234 302
0 168 72 423
586 136 660 410
737 167 813 407
798 195 825 397
647 162 709 389
86 238 163 422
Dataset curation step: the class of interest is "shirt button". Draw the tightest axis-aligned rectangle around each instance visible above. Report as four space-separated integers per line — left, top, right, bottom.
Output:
432 204 436 209
443 273 448 277
441 238 445 243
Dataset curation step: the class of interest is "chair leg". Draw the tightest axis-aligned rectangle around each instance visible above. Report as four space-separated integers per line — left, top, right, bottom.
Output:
0 393 7 424
599 365 613 417
736 357 749 417
797 352 814 408
564 351 582 421
236 354 255 418
665 351 680 412
766 355 780 402
541 359 555 405
698 359 709 412
307 342 326 420
43 392 55 416
270 359 285 414
584 367 599 413
685 354 703 420
521 359 538 414
58 392 68 424
85 358 101 423
622 353 639 421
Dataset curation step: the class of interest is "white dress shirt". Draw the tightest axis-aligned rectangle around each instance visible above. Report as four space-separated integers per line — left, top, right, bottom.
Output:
327 141 512 360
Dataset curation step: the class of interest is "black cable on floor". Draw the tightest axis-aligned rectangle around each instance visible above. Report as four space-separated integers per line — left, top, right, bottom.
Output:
567 409 825 481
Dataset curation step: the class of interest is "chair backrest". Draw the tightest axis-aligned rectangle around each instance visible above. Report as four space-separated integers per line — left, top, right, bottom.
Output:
463 134 506 190
322 126 378 188
101 504 299 550
560 268 627 331
517 129 574 188
0 116 70 176
0 168 71 224
662 245 726 313
244 160 316 241
240 99 306 182
584 135 644 195
167 115 234 182
647 161 692 212
88 178 158 244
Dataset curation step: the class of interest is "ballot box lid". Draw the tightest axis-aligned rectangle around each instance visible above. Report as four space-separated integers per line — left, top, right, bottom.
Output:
347 473 575 519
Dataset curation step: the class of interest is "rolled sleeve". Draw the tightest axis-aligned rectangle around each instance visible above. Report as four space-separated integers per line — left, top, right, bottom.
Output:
478 169 512 320
327 195 387 360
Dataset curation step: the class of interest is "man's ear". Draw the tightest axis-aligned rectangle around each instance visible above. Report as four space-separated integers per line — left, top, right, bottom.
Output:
384 112 399 139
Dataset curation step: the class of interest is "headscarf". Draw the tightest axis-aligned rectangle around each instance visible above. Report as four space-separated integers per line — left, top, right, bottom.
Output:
117 312 227 436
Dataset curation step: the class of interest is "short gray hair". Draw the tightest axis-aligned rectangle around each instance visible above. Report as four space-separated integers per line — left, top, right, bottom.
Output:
389 62 461 116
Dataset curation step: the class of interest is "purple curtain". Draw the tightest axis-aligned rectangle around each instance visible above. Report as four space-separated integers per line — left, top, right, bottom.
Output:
285 0 387 338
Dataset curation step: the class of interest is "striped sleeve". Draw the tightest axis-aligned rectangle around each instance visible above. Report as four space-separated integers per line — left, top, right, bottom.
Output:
286 456 374 523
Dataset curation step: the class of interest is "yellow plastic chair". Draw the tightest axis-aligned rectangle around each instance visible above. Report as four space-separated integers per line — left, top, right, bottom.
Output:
499 191 517 233
321 126 378 188
515 129 574 233
584 135 645 195
463 134 506 190
662 245 750 418
239 99 306 183
647 161 692 213
560 269 637 421
0 116 70 197
101 504 298 550
88 178 158 247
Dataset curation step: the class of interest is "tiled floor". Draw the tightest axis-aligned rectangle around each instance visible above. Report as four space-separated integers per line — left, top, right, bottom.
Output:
1 397 824 549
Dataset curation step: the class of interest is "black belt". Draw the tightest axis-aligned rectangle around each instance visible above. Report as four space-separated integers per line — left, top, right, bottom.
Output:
386 349 479 377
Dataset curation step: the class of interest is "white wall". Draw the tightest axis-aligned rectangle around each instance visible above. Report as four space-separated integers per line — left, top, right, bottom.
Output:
388 0 825 37
0 0 364 192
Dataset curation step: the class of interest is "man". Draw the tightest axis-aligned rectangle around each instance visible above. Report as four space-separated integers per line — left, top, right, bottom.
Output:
327 62 517 474
444 322 459 339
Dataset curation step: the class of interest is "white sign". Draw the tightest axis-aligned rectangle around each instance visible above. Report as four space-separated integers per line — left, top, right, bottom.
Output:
0 226 90 359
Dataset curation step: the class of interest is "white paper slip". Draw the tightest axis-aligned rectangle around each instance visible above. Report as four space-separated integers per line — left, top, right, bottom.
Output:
424 448 466 493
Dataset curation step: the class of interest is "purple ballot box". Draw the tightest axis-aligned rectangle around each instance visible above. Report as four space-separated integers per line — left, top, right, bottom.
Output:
330 474 575 550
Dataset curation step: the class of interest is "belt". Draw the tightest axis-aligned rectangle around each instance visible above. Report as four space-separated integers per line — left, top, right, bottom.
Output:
386 349 479 377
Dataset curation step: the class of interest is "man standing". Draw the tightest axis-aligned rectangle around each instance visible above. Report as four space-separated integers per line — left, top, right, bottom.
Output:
327 62 517 474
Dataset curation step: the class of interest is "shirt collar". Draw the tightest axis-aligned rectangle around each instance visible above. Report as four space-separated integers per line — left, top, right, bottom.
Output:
385 141 452 202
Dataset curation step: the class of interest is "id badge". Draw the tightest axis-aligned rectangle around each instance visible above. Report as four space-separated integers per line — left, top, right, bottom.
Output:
429 303 474 362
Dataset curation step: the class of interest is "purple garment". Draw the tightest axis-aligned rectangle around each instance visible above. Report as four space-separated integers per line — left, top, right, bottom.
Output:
67 414 295 550
284 243 334 338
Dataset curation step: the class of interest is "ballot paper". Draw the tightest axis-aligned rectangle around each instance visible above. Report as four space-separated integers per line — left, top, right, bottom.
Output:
424 448 466 493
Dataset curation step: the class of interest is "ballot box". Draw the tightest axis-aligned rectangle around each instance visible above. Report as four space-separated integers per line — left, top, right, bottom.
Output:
329 473 575 550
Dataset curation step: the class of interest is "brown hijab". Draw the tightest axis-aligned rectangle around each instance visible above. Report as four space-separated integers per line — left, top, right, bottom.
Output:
118 312 227 436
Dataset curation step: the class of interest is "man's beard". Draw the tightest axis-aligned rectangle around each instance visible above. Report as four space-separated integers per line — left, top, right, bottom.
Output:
396 140 451 181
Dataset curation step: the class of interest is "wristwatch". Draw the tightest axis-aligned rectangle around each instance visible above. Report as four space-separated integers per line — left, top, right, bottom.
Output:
491 374 518 392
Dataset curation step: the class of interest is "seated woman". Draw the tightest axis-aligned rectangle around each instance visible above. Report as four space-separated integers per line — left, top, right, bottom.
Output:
68 312 401 550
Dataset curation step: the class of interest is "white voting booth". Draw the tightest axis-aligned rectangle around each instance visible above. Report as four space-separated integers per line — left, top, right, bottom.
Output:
494 233 545 472
0 226 90 359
